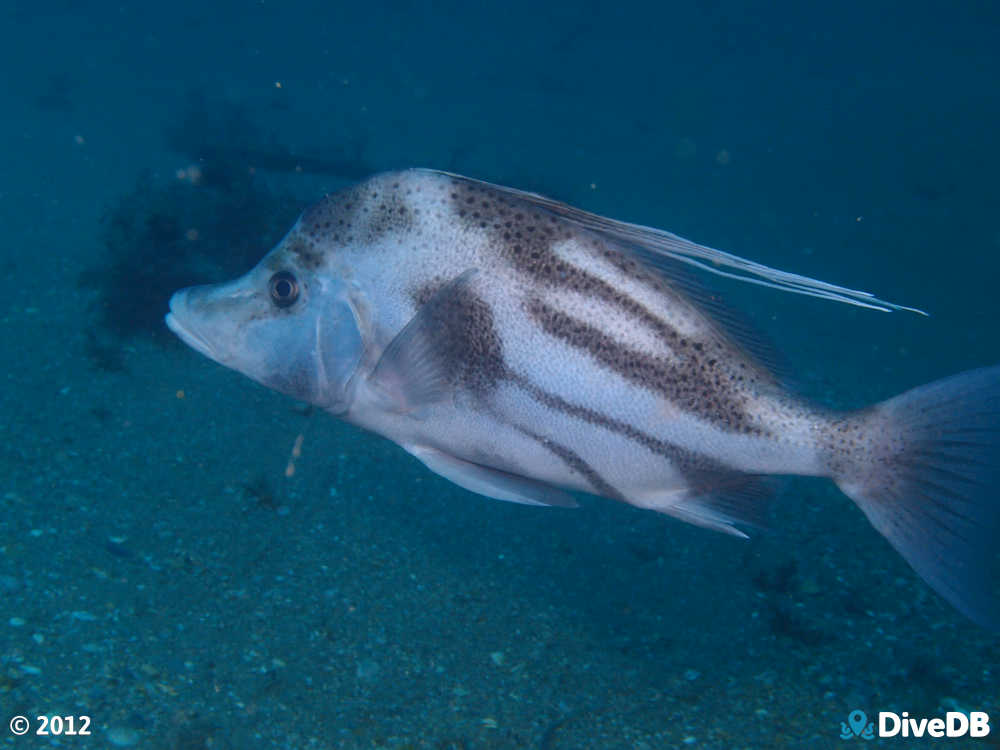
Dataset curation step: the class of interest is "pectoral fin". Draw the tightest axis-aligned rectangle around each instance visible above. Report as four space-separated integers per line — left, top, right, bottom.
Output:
368 269 478 414
409 445 578 508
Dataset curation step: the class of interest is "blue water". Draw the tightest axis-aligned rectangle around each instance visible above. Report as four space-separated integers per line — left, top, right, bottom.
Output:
1 1 997 748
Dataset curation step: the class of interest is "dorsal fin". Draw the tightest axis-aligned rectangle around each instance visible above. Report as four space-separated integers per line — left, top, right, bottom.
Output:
422 169 926 315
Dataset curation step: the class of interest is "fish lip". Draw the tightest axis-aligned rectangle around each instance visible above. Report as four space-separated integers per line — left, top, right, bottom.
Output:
165 297 219 361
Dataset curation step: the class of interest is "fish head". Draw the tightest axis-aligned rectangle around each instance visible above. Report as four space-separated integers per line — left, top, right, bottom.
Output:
165 241 367 414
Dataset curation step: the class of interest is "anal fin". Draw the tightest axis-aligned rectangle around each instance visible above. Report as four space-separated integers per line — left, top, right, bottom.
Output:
648 474 780 538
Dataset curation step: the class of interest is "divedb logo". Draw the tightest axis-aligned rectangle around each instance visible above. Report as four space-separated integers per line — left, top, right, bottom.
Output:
840 709 990 740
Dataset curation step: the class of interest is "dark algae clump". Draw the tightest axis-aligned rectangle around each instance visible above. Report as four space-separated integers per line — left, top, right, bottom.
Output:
81 168 302 340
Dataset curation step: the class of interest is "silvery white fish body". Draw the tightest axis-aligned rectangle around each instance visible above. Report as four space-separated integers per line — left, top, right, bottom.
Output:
166 169 999 629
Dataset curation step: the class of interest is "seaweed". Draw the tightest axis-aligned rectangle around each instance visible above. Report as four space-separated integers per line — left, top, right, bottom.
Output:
768 603 835 647
81 89 379 341
753 559 799 595
240 474 280 511
80 167 302 339
84 330 126 372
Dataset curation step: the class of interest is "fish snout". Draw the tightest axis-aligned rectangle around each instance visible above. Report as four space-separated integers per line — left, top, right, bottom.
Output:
165 286 223 362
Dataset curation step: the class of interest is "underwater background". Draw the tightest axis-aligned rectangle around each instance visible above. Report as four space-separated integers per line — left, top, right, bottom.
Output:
1 1 998 748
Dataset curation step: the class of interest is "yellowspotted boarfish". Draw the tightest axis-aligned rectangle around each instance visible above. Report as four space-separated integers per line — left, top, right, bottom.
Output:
166 170 999 629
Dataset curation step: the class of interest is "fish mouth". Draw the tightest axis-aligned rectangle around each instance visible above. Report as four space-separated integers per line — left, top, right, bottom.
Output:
165 293 220 361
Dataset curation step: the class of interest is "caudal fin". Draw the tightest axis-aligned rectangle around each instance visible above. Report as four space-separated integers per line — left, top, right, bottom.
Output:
834 366 1000 630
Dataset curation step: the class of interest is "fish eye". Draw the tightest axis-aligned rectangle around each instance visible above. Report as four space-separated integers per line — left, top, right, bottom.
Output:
268 271 299 308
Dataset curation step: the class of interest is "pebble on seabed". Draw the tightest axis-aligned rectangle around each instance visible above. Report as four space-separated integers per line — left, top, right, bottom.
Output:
107 727 140 747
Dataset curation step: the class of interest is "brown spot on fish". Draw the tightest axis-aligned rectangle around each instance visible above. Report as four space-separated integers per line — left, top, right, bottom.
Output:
447 175 573 272
298 175 415 249
819 409 877 477
285 236 325 271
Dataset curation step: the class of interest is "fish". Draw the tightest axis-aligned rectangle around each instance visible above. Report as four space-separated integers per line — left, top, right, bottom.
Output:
165 169 1000 629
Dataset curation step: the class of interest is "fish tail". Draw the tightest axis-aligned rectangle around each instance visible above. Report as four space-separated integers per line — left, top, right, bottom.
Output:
832 365 1000 629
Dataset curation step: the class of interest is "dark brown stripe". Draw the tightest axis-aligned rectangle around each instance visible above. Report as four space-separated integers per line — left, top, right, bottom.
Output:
516 375 736 473
515 376 770 510
515 374 687 460
408 276 508 396
526 299 764 435
512 424 623 501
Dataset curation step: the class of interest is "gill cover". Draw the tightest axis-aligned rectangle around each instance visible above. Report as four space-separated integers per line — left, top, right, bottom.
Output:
167 268 365 414
243 278 364 412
